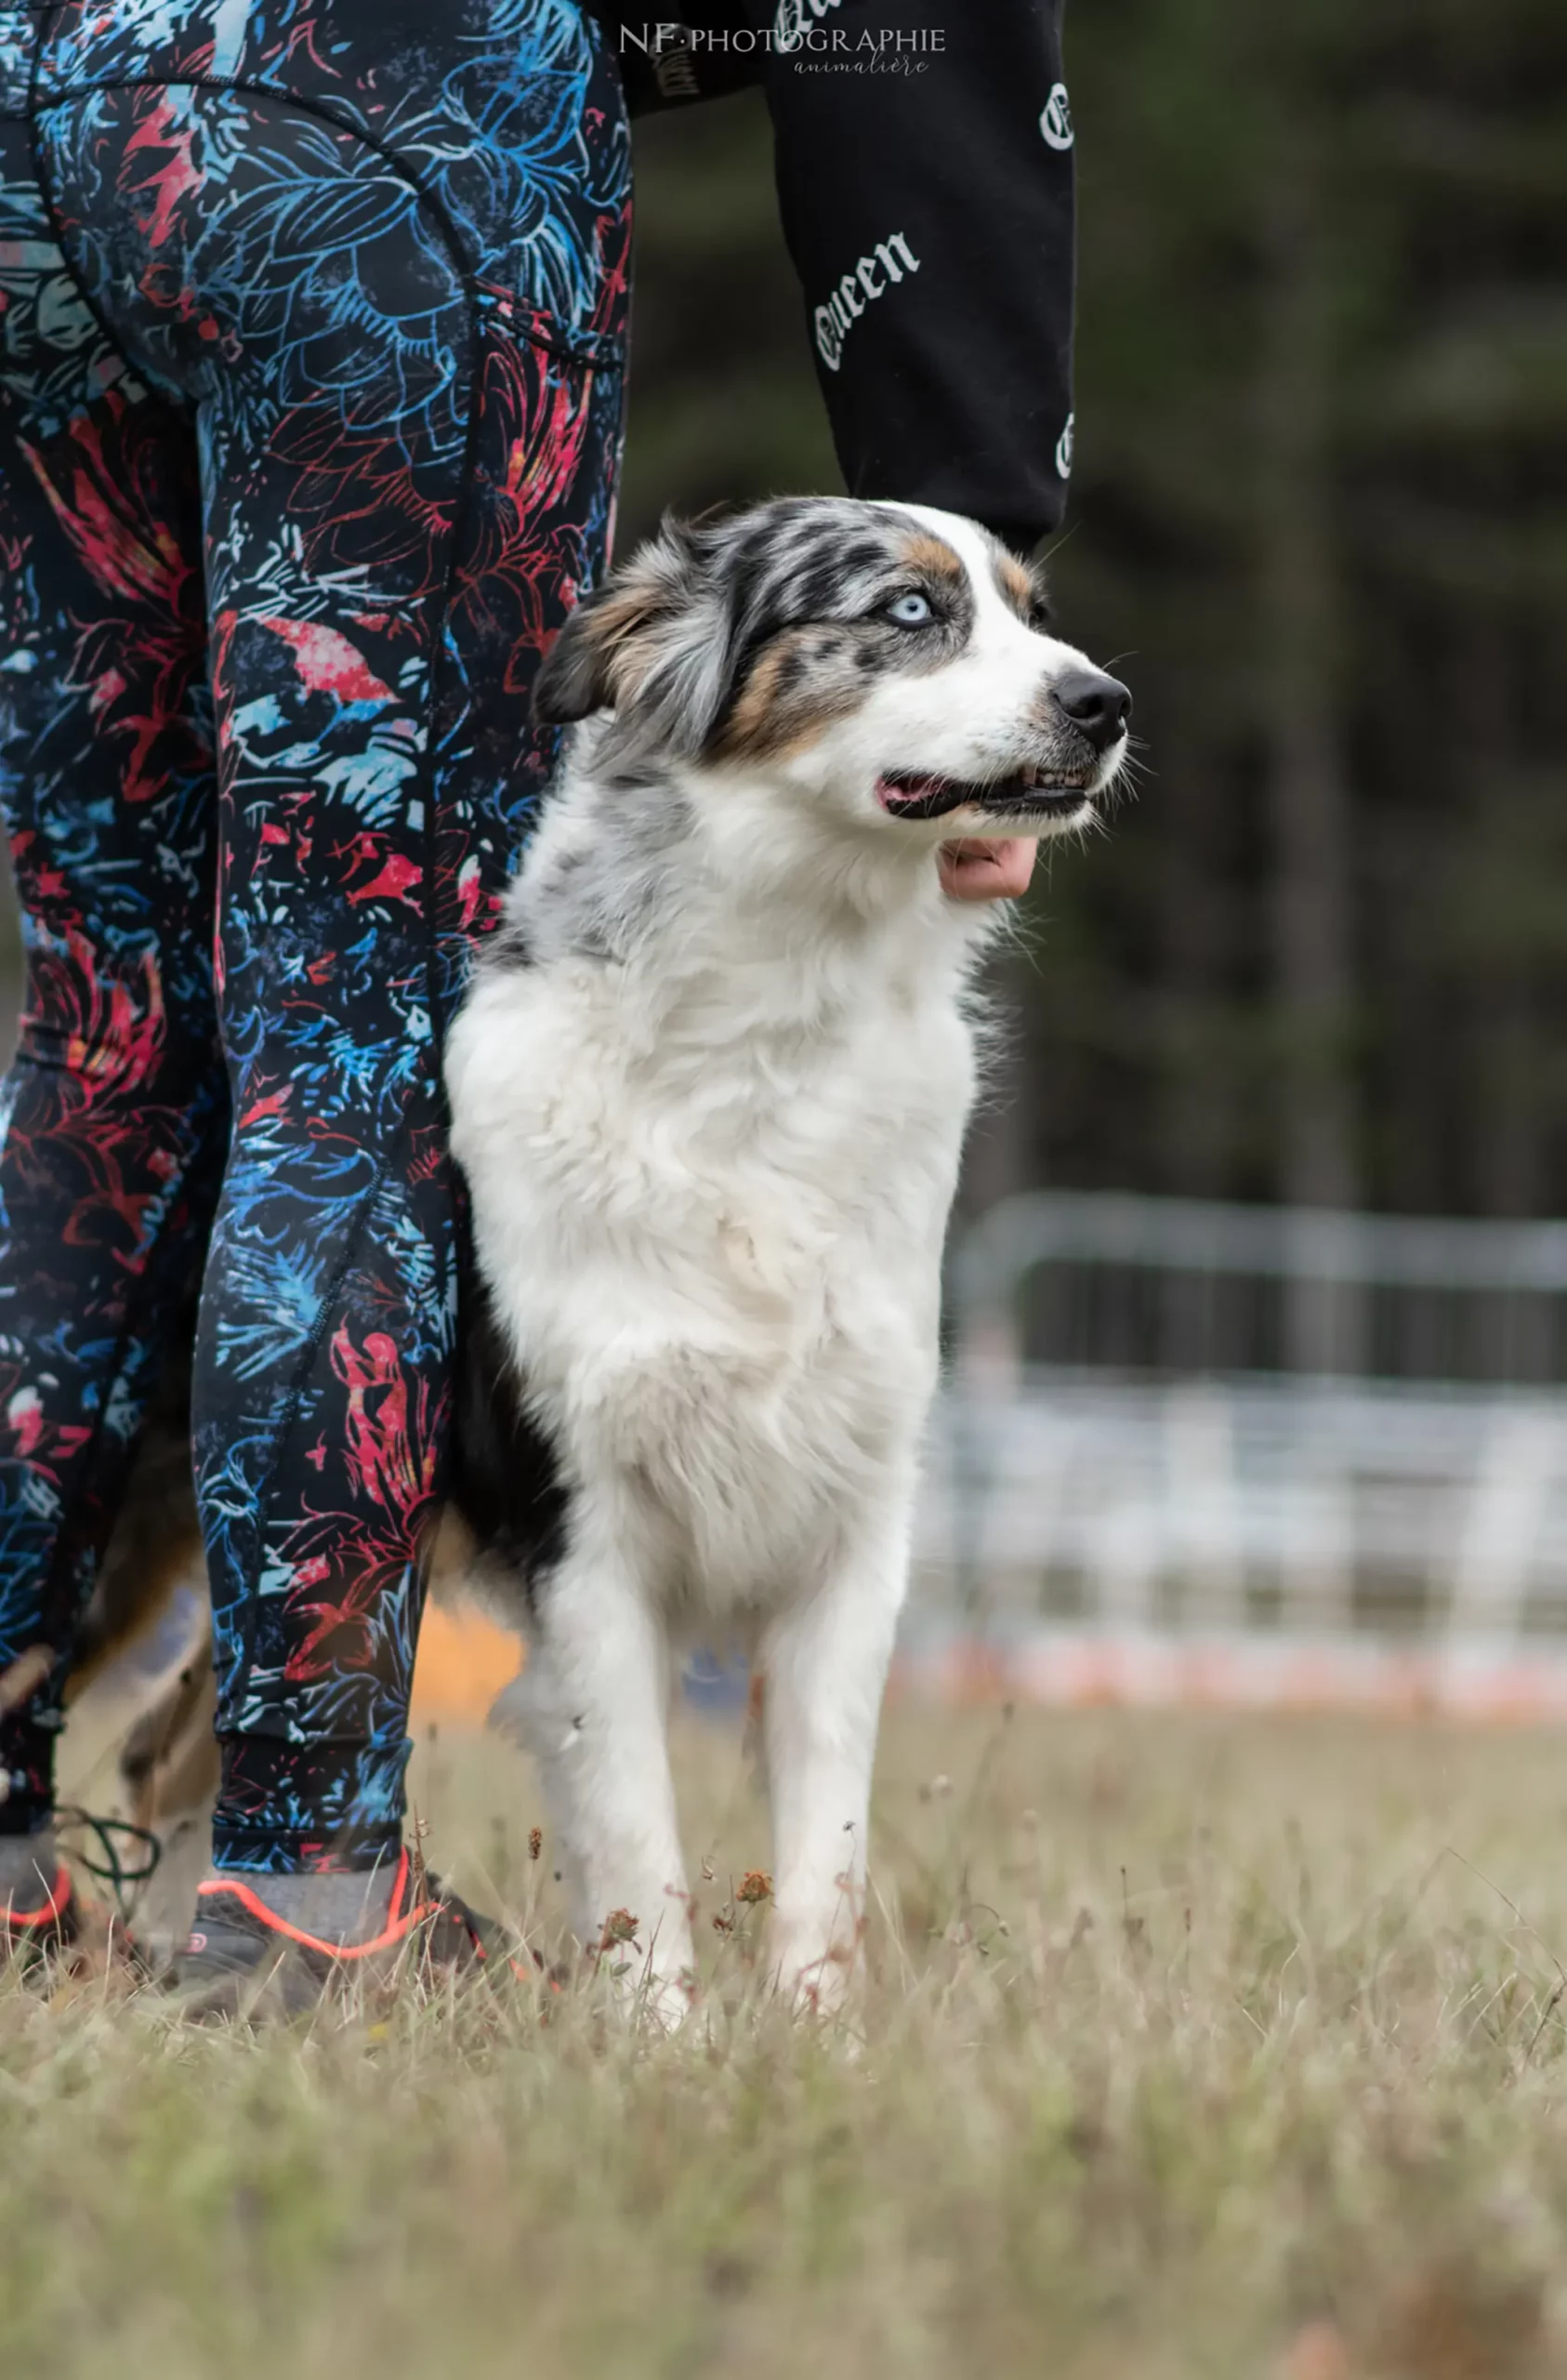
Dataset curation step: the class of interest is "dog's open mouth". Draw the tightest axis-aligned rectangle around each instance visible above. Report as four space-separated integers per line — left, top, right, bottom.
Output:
875 767 1093 823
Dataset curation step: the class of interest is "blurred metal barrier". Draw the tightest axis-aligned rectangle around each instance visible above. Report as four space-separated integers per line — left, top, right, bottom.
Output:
900 1195 1567 1714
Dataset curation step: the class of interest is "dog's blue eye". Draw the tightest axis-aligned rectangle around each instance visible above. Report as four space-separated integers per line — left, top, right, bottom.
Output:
885 592 932 627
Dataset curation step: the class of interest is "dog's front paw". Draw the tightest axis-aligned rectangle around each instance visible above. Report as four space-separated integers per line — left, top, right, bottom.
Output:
768 1907 863 2020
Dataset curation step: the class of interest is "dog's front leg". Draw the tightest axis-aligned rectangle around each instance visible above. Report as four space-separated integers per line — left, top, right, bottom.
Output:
760 1518 907 2016
518 1524 696 2023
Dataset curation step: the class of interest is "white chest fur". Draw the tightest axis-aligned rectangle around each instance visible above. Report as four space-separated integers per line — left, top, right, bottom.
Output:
448 807 982 1617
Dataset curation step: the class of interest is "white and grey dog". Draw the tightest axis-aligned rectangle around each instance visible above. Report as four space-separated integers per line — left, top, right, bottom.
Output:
445 496 1130 2016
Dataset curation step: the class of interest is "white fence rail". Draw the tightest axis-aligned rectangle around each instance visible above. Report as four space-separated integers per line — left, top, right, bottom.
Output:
901 1196 1567 1714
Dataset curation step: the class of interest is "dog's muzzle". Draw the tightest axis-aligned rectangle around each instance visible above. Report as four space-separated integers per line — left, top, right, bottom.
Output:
876 668 1130 826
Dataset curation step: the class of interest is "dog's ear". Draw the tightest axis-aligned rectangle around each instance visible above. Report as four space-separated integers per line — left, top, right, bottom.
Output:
533 595 620 725
533 515 738 762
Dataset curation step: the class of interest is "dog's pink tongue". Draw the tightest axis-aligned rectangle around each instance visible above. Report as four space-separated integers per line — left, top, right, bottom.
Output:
876 772 946 812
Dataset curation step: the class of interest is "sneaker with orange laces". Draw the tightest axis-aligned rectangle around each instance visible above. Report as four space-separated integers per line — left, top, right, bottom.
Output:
1 1812 153 1979
172 1848 505 2016
1 1857 75 1970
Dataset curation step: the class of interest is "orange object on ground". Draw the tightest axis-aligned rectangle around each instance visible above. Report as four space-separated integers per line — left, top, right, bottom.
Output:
409 1603 522 1725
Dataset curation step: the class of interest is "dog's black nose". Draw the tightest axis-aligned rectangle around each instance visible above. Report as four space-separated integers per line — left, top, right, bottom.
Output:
1052 668 1132 753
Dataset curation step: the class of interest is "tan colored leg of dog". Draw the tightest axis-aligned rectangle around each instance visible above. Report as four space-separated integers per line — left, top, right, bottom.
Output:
67 1409 204 1701
117 1628 218 1959
120 1628 218 1833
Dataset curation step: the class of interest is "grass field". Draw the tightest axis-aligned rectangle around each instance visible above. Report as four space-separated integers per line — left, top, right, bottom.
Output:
7 1702 1567 2378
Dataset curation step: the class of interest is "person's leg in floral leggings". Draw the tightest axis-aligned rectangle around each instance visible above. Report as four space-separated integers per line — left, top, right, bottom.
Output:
0 0 629 1941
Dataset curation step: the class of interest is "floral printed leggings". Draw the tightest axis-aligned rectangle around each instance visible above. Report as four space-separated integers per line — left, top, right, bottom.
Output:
0 0 629 1868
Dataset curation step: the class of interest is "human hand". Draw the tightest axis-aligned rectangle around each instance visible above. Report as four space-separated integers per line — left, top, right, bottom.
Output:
936 838 1038 902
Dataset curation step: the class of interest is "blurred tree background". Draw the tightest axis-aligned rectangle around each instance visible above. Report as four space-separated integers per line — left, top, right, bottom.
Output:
623 0 1567 1222
3 0 1560 1223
